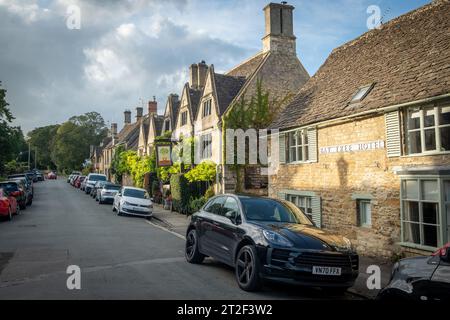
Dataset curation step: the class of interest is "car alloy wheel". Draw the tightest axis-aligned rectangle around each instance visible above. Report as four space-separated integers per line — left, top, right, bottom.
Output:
185 229 205 264
235 245 261 291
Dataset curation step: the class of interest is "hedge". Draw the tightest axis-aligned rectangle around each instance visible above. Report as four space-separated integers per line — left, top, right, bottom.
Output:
170 173 191 214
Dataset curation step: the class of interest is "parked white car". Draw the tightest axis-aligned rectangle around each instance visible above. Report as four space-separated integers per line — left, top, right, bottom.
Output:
112 186 153 218
97 183 121 204
84 173 107 194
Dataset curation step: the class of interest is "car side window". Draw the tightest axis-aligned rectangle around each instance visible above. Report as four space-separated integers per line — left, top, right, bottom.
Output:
221 197 240 217
204 196 226 215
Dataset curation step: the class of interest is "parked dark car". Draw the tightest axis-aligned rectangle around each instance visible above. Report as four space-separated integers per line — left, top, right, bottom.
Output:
25 171 37 182
0 181 27 210
185 195 359 292
8 176 33 205
35 172 44 181
378 243 450 301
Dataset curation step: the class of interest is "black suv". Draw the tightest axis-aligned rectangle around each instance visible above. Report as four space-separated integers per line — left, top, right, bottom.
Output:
378 243 450 301
185 194 359 292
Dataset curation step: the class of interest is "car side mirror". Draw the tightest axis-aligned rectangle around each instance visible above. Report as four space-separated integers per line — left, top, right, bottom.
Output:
225 210 240 224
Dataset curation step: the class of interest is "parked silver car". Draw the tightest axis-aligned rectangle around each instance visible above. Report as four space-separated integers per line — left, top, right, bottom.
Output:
97 183 121 204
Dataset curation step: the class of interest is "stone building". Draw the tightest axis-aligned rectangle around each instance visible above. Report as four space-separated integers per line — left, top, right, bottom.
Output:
172 65 204 141
183 2 310 193
162 94 180 134
137 99 164 156
269 1 450 258
101 109 141 181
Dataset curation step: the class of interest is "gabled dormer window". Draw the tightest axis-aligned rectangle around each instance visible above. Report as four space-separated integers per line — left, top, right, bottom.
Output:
203 99 212 118
350 83 374 103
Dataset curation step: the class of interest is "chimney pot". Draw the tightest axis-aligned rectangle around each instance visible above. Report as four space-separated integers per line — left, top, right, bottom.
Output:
197 61 208 89
148 100 157 116
189 63 199 89
124 110 131 124
111 123 118 136
262 2 296 54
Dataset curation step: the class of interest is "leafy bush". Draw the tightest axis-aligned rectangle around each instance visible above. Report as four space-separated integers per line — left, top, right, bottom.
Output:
185 161 216 183
3 160 27 175
170 173 191 214
189 196 207 213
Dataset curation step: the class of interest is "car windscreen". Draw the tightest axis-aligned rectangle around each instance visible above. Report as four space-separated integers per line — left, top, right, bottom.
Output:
89 175 106 182
0 183 19 192
104 185 121 191
95 181 107 187
123 189 149 199
240 198 313 225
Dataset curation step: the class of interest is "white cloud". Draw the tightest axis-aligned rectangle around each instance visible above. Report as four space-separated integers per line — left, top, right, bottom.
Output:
0 0 49 23
83 48 131 83
116 23 136 38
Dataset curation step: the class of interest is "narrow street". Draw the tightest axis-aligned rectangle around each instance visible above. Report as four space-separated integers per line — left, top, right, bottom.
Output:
0 179 359 300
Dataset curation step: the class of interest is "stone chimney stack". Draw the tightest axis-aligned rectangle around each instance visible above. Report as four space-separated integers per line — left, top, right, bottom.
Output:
124 110 131 125
197 60 208 89
262 2 296 54
189 63 199 89
148 97 157 116
111 123 118 137
136 107 143 121
170 93 179 104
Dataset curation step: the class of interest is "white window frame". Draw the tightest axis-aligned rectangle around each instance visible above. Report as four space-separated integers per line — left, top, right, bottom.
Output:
200 133 212 159
287 194 313 221
202 99 212 118
400 176 450 251
358 200 372 228
406 104 450 155
181 111 188 126
287 129 309 163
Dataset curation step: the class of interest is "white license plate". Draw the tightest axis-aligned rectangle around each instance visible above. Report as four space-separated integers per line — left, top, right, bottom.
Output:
312 266 342 276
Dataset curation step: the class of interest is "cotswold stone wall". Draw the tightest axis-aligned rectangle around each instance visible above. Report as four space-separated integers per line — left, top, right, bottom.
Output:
269 114 450 258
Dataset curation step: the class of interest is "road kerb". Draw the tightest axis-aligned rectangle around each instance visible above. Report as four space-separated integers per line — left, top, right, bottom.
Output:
145 219 186 240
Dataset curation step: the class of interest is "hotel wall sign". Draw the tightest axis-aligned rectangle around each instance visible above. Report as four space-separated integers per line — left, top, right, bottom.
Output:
320 140 385 154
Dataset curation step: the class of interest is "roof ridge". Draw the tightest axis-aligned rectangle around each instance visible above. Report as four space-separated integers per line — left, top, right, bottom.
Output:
332 1 446 55
225 51 266 75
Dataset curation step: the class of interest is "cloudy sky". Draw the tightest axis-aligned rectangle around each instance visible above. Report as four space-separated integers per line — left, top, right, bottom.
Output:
0 0 429 134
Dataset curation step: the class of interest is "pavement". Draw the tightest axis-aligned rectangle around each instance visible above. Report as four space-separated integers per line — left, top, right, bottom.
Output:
0 178 364 300
151 204 394 300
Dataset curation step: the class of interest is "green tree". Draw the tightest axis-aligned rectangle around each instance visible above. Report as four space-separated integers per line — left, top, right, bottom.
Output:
0 82 28 174
51 122 88 172
223 79 290 192
50 112 107 173
27 125 59 169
